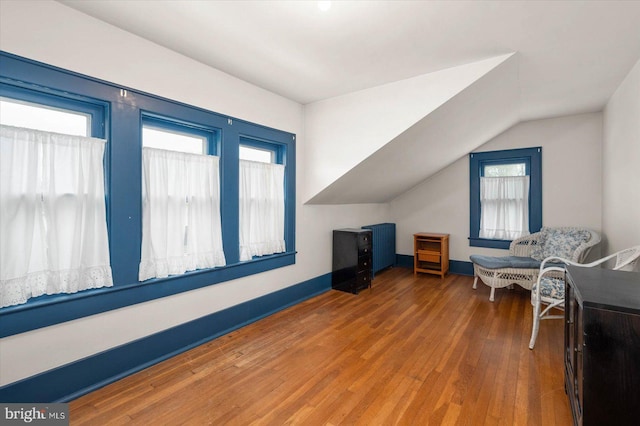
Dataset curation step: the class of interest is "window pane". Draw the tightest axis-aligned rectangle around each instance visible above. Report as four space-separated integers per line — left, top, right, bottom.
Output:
142 126 206 154
239 145 274 163
483 163 526 177
479 176 530 240
0 97 90 136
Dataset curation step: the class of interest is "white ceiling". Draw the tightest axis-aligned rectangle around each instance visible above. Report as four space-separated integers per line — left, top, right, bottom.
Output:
60 0 640 120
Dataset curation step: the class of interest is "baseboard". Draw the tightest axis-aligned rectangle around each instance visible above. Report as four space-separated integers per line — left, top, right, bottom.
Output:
395 255 474 276
0 273 331 403
396 254 414 268
449 260 474 276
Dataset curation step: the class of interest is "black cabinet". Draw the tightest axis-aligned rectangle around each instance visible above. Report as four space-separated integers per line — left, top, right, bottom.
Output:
565 266 640 426
332 229 372 294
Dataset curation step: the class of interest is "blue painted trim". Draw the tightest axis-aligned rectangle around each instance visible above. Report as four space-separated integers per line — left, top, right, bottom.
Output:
469 147 542 249
0 273 331 403
0 50 296 337
0 252 296 338
469 238 511 250
396 254 414 269
449 260 474 276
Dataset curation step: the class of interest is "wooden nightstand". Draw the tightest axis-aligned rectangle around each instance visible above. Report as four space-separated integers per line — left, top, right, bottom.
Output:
414 233 449 278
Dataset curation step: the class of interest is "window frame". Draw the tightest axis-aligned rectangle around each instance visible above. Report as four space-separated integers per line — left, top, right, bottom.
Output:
0 51 296 337
469 147 542 249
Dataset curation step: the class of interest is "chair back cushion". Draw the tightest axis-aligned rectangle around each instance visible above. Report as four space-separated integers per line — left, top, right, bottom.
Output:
542 227 591 260
530 239 545 261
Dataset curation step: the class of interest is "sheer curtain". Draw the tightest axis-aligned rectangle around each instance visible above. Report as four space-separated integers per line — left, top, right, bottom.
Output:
479 175 530 240
139 148 226 280
239 160 285 261
0 125 113 308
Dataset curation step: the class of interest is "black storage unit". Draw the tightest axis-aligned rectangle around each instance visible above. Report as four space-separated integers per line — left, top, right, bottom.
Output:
564 266 640 426
332 228 372 294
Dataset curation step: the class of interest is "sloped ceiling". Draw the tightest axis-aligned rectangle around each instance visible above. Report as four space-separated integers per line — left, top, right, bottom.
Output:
307 54 520 204
56 1 640 203
304 53 518 203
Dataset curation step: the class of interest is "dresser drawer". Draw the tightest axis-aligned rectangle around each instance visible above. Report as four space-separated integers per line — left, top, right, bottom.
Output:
357 233 372 251
356 270 371 290
417 250 440 263
358 254 372 271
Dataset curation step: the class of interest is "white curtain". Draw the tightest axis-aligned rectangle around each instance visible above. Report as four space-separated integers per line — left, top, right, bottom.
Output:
479 176 530 240
139 148 226 280
239 160 285 261
0 125 113 308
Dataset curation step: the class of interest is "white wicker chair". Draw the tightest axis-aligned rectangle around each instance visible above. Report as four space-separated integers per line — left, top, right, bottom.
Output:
528 245 640 349
472 227 600 301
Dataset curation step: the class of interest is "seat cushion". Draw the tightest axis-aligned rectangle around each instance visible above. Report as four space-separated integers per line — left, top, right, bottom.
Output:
470 255 541 270
532 277 565 299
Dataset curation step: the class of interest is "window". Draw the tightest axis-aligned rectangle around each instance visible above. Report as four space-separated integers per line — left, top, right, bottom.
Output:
143 127 205 154
239 138 286 261
1 51 296 337
479 162 529 240
469 147 542 249
141 115 218 156
0 90 112 308
139 117 225 280
0 97 90 136
0 84 106 138
483 163 525 177
239 145 274 163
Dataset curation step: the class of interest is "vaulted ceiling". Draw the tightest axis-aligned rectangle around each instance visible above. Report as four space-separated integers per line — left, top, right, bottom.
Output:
59 1 640 203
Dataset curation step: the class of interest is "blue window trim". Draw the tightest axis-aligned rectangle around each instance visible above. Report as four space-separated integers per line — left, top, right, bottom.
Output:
469 147 542 249
0 50 296 338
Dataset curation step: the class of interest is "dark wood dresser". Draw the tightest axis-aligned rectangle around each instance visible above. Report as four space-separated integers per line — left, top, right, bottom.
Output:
564 265 640 426
332 229 372 294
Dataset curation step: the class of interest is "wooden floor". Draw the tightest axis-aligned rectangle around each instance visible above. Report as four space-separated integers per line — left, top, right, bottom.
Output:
69 268 572 425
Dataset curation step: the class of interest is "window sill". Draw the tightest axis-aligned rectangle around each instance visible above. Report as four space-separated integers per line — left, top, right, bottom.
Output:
0 251 296 338
468 237 512 250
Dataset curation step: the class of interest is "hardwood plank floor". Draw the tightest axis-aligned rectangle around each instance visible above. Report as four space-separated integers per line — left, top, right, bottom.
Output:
69 268 572 425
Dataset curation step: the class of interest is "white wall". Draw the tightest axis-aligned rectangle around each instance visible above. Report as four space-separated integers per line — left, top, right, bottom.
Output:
603 59 640 255
390 113 603 262
0 0 389 386
303 54 515 203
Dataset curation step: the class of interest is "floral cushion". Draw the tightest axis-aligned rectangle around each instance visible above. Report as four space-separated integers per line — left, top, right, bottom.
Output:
532 277 565 299
541 227 591 260
530 239 545 261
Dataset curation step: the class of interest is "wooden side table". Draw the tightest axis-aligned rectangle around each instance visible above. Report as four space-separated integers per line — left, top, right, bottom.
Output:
414 233 449 278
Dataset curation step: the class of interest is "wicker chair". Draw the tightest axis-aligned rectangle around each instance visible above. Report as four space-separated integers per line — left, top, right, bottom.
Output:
471 227 600 302
529 245 640 349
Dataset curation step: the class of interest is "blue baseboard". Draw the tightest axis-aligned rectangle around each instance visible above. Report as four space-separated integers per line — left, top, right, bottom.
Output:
450 260 474 276
395 255 474 276
0 273 331 403
396 254 414 268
